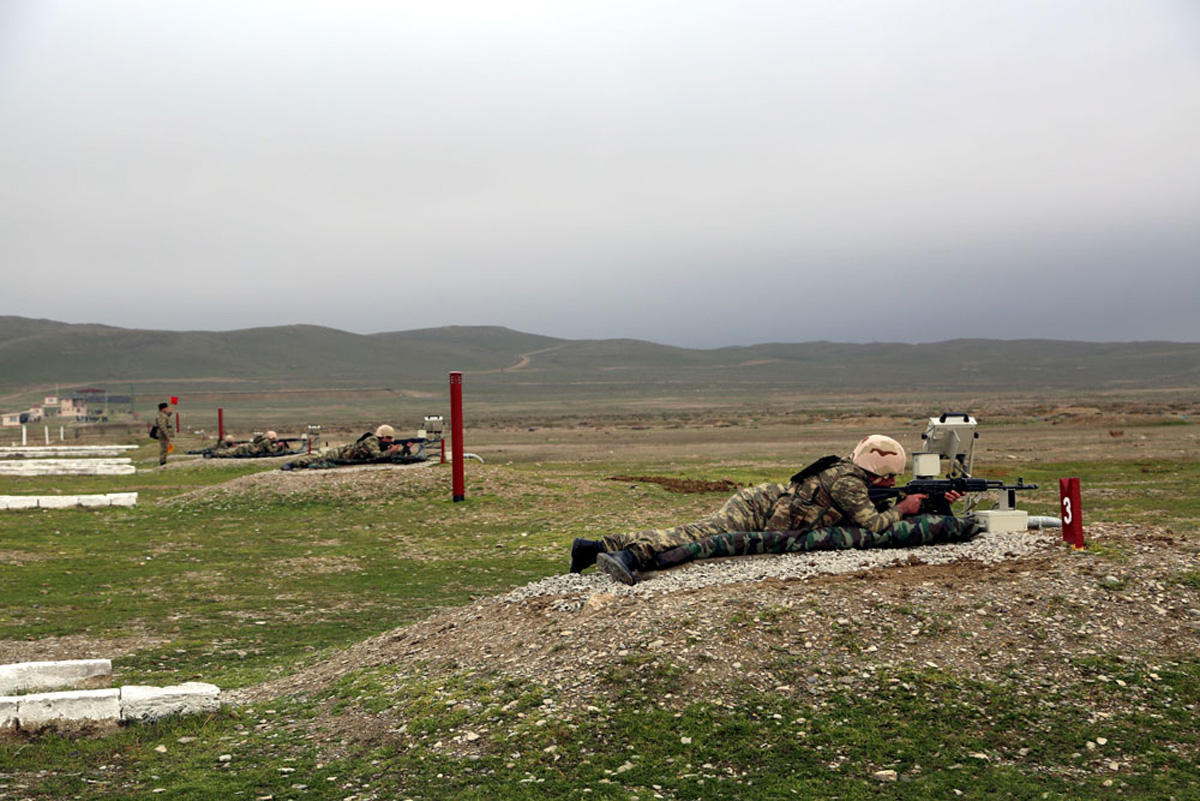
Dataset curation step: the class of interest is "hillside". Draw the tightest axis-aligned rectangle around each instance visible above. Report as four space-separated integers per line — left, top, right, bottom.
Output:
2 317 1199 417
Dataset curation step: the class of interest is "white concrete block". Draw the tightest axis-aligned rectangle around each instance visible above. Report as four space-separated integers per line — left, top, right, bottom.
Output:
0 458 134 476
16 688 120 731
0 697 16 732
0 445 138 457
0 659 112 695
120 682 221 722
2 497 38 510
37 496 76 509
0 493 139 512
96 464 137 476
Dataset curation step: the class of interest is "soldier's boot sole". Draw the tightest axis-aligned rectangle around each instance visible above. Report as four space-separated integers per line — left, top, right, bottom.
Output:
597 551 638 586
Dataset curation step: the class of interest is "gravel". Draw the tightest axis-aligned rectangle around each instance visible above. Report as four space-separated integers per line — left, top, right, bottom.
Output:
501 528 1060 609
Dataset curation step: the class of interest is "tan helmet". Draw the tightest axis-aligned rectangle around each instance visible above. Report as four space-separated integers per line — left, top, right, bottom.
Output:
265 430 278 440
375 424 396 439
851 434 906 477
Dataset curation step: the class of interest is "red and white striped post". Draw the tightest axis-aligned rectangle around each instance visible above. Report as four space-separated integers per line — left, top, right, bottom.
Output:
449 371 465 502
1060 477 1084 548
217 407 224 441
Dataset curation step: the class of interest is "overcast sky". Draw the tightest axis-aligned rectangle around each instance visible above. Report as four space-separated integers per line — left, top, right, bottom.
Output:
2 1 1198 347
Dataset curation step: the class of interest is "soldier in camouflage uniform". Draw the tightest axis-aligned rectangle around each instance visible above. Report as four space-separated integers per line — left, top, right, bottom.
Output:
154 402 173 466
652 514 982 570
209 431 287 458
281 425 399 470
581 434 962 585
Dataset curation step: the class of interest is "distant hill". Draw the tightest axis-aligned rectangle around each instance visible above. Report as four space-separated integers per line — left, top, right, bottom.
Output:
2 316 1199 414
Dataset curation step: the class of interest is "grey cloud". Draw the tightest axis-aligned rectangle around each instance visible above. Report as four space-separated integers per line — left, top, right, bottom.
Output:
1 0 1198 346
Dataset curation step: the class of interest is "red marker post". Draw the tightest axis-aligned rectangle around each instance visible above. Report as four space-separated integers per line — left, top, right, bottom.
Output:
171 396 180 433
1060 477 1084 548
450 372 465 502
217 407 224 441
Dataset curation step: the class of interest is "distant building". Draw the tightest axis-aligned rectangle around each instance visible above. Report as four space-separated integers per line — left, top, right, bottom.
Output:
2 389 133 426
57 389 134 422
59 396 89 417
1 408 44 426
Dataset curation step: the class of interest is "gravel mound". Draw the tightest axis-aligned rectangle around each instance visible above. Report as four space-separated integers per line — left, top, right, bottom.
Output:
502 529 1059 609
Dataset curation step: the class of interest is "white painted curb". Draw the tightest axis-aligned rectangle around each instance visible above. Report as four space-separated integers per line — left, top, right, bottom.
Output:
120 683 221 722
0 697 15 732
0 493 139 511
0 446 139 457
17 689 121 730
0 659 111 695
0 459 136 476
0 662 221 734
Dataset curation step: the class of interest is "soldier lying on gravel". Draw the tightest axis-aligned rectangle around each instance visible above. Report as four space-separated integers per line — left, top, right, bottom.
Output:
207 431 290 459
574 434 976 585
280 424 406 470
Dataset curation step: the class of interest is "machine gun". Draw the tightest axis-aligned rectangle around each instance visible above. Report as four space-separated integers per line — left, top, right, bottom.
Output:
869 477 1038 516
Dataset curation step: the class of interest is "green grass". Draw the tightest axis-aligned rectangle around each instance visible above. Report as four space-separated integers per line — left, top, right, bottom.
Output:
2 661 1196 799
1 451 1197 798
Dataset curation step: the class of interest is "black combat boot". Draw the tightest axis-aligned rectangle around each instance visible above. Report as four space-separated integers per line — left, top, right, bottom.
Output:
569 538 603 573
596 549 640 586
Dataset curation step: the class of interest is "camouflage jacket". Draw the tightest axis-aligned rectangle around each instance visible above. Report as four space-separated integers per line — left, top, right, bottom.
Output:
154 409 172 440
765 457 902 534
223 435 289 457
334 434 385 462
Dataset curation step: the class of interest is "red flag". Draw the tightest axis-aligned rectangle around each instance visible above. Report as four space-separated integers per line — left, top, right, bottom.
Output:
170 396 179 405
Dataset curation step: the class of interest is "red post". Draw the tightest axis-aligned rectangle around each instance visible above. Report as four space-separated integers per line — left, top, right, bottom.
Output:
217 407 224 441
450 371 465 502
1060 477 1084 548
440 439 446 464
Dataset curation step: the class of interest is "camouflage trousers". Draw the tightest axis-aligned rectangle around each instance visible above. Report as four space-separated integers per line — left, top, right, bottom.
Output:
652 515 982 570
158 435 170 466
285 448 338 469
601 483 788 567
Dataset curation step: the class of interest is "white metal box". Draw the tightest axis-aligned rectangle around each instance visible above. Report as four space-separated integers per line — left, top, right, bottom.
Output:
974 509 1029 534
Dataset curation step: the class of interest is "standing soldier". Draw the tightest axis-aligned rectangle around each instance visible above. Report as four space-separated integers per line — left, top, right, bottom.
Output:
154 402 173 467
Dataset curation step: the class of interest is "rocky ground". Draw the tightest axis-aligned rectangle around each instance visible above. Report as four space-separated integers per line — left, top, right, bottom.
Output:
233 521 1200 761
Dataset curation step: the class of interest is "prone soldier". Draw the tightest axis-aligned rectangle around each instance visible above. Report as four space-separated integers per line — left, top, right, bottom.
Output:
578 434 964 585
209 431 288 458
281 425 403 470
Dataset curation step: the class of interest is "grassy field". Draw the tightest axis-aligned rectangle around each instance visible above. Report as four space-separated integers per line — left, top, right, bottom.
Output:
0 418 1197 799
